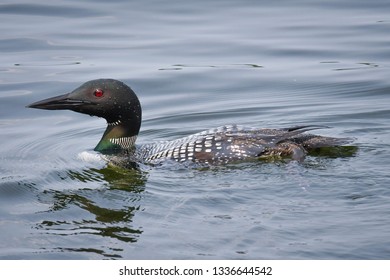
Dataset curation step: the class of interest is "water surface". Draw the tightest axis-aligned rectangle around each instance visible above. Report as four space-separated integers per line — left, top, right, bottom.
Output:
1 0 390 259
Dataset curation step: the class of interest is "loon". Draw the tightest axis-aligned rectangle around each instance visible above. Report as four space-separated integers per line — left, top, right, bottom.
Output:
27 79 350 166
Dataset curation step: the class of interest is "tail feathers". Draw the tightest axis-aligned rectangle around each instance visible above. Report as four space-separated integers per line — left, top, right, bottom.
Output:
281 125 354 149
298 135 354 149
276 125 330 143
284 125 330 132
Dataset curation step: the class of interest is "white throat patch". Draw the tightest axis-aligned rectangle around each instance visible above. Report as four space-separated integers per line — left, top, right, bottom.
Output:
109 135 137 150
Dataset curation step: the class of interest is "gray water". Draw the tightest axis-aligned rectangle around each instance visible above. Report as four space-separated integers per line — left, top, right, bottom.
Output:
1 0 390 259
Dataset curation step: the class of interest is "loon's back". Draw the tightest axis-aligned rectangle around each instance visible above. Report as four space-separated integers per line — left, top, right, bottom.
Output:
136 124 348 165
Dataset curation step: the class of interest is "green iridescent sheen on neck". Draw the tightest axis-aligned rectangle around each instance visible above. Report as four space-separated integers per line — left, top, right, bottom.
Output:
95 121 137 154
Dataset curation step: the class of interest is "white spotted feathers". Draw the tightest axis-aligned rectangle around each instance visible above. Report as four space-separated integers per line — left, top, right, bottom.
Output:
135 125 288 165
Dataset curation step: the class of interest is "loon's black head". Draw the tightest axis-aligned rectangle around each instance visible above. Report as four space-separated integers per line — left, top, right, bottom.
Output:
27 79 142 154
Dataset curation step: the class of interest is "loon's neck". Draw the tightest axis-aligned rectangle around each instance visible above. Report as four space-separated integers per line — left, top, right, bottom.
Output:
94 120 138 155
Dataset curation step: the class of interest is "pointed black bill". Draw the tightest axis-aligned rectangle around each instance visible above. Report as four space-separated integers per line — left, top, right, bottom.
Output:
27 93 94 110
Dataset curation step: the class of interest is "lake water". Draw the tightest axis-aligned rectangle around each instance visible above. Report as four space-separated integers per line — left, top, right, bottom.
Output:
1 0 390 259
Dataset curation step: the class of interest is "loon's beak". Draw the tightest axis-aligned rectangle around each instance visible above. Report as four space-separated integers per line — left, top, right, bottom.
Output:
27 93 93 110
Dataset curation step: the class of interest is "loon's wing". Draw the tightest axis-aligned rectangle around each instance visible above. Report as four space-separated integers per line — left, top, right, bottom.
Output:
138 125 328 164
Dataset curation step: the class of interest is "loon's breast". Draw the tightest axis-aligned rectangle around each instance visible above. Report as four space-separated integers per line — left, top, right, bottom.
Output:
135 124 331 165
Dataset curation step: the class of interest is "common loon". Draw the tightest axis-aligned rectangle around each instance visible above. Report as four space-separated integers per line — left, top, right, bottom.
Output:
27 79 350 166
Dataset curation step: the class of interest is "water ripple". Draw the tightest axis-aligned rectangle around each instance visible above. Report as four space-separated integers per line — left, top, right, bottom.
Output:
0 3 102 18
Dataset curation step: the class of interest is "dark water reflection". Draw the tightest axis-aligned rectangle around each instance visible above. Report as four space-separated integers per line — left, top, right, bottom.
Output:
0 165 147 259
37 167 147 258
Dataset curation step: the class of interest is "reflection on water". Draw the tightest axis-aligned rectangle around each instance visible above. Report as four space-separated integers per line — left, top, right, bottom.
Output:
307 145 358 158
32 166 148 258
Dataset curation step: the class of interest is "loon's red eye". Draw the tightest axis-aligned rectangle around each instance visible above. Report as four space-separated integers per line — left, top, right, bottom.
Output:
94 89 104 97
